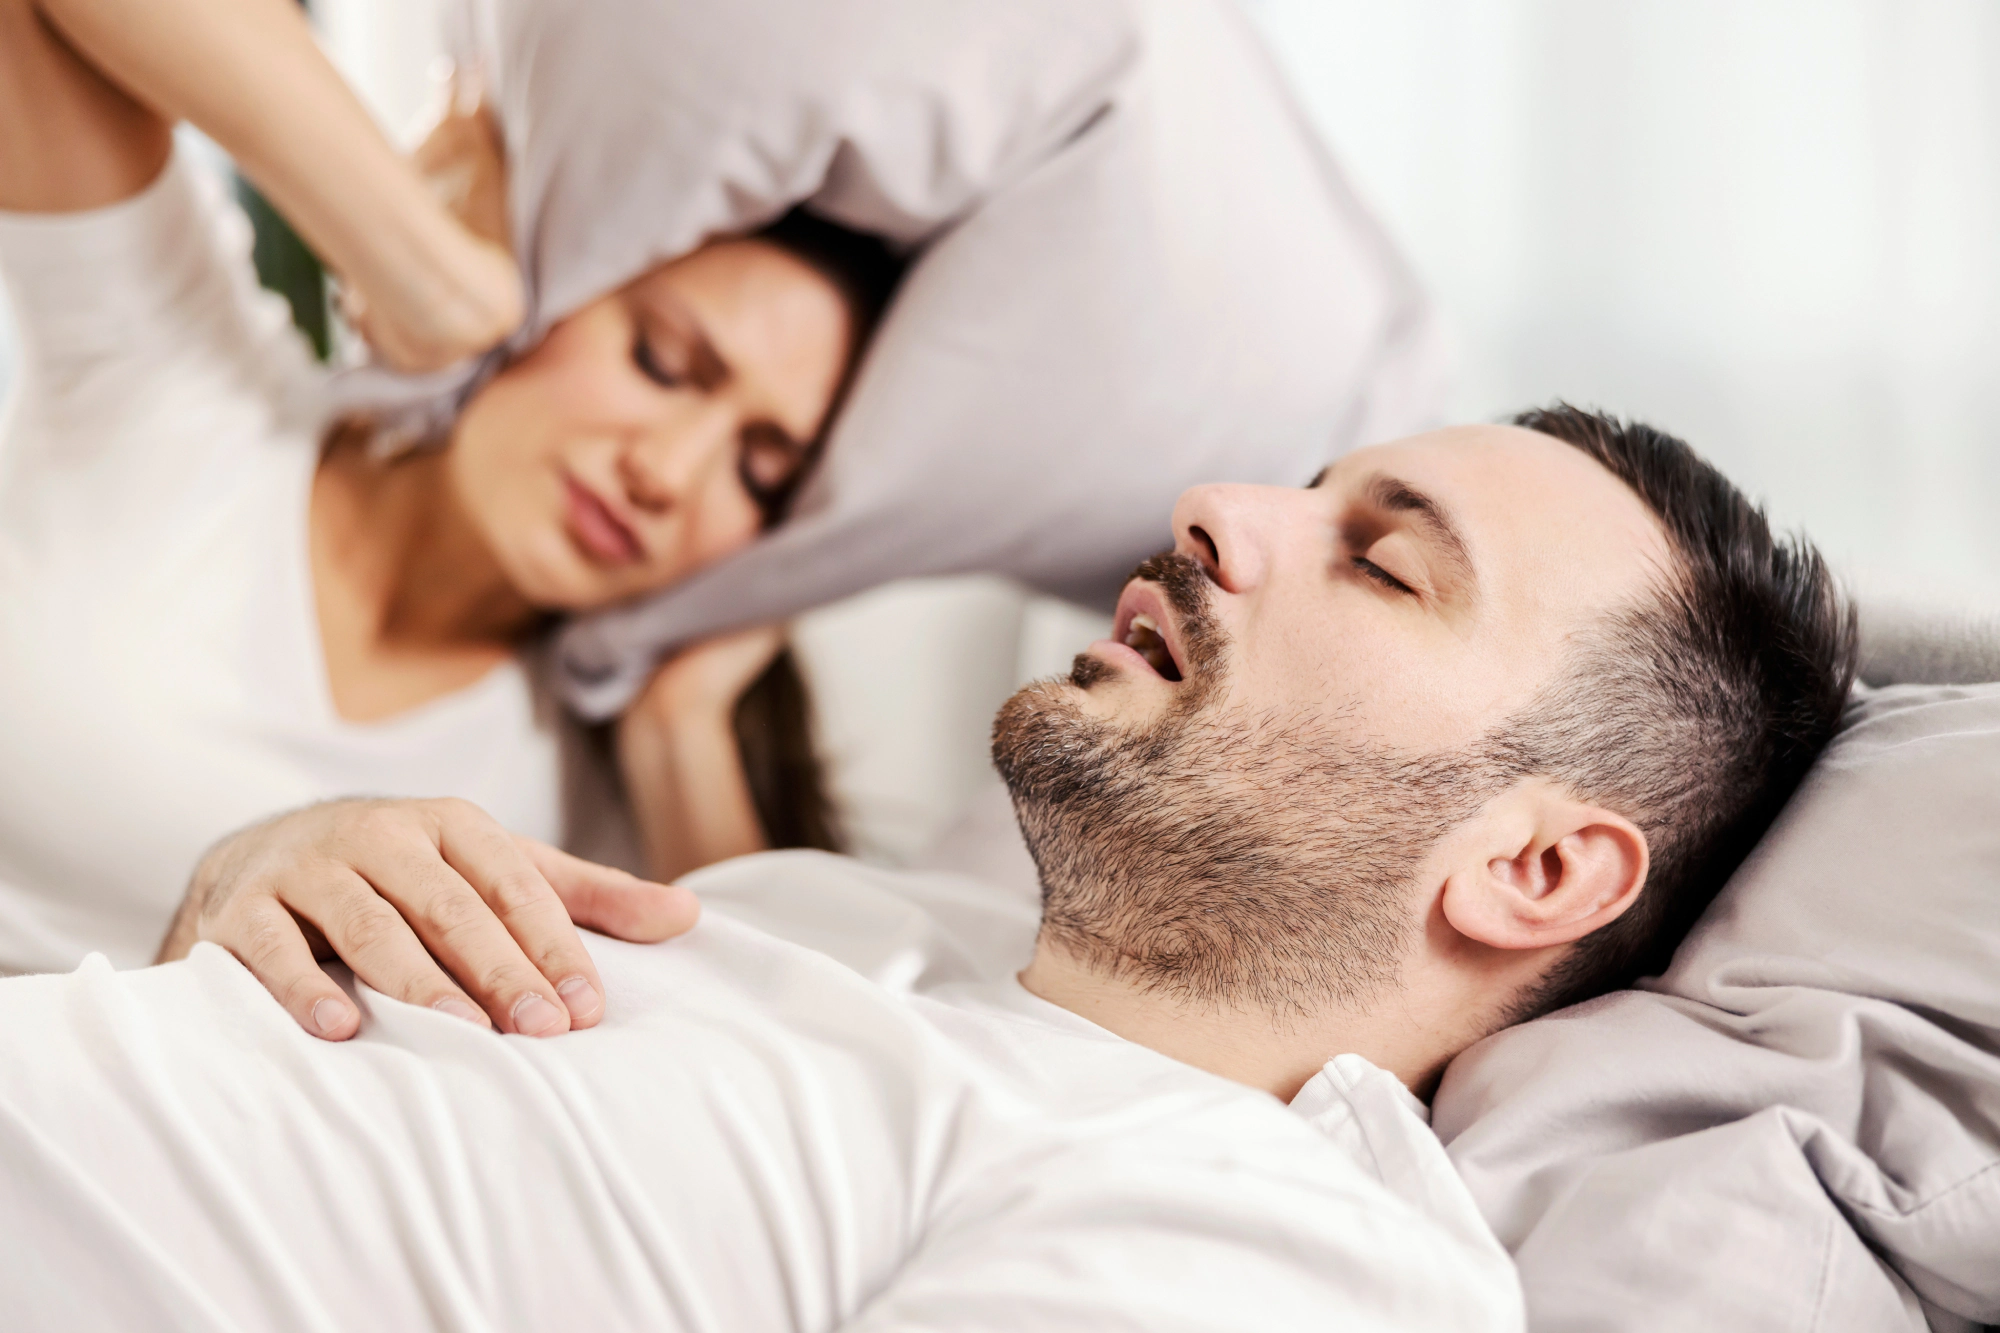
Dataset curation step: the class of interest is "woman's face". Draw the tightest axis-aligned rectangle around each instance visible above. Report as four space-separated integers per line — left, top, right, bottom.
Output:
449 238 854 610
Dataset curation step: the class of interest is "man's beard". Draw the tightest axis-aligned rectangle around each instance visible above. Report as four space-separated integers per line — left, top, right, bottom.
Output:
991 553 1494 1018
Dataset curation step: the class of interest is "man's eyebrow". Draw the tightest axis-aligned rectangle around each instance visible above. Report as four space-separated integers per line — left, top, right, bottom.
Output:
1363 473 1478 593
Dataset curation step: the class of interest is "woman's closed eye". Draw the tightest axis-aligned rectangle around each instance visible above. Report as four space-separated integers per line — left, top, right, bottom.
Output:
632 330 683 389
632 299 728 394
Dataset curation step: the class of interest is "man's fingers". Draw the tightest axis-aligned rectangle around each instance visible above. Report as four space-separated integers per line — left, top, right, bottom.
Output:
296 868 494 1033
518 838 701 944
207 893 359 1041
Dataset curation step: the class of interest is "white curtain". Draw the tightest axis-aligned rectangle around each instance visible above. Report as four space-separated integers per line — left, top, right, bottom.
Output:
1245 0 2000 608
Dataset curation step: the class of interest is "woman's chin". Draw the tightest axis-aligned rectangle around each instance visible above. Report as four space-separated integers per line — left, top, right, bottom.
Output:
521 539 690 613
500 538 621 613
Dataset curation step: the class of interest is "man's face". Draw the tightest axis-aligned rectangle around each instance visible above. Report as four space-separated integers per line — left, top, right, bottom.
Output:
992 424 1672 1014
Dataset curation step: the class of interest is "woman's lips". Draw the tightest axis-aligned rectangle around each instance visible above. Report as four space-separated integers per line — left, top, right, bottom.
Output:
563 475 646 567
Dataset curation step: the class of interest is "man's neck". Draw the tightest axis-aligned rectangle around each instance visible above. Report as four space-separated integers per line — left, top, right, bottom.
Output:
1017 937 1446 1102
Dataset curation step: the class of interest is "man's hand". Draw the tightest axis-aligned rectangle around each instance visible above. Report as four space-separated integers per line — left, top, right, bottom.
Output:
158 798 699 1041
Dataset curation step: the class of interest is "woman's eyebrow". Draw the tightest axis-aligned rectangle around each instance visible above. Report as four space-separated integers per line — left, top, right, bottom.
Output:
643 287 731 390
1363 473 1479 595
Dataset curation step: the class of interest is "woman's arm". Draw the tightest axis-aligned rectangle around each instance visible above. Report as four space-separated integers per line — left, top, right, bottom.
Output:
0 0 171 210
0 0 519 371
617 628 788 883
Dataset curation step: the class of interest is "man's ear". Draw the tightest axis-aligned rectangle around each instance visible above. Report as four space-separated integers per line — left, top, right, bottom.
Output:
1438 786 1649 951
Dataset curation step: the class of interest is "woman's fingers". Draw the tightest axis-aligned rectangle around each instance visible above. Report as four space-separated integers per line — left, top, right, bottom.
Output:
284 866 494 1033
349 813 580 1036
210 891 361 1041
517 837 701 943
432 808 608 1031
181 798 667 1039
410 97 509 251
632 624 788 721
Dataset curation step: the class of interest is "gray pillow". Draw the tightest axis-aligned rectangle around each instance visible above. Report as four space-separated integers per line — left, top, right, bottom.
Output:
427 0 1443 719
1433 680 2000 1331
1858 599 2000 687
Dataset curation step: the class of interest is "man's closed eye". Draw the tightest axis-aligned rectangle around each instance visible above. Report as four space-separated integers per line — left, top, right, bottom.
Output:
1352 555 1417 595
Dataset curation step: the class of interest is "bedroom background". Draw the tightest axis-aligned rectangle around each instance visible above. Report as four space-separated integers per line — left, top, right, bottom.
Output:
2 0 1993 863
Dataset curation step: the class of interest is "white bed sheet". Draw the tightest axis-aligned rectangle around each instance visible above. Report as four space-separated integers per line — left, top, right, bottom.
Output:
0 850 1522 1332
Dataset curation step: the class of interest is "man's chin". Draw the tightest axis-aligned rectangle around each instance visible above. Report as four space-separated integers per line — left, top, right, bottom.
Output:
991 673 1113 806
1069 650 1117 689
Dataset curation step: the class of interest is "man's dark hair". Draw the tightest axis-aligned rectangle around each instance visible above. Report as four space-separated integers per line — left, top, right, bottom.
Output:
1501 403 1856 1018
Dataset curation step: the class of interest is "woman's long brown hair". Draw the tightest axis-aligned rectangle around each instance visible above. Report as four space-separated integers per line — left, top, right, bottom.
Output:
732 647 842 852
725 211 897 854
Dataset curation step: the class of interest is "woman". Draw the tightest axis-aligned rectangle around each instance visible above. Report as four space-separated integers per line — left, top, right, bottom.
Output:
0 0 893 997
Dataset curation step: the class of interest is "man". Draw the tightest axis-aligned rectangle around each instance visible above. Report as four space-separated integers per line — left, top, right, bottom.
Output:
0 408 1852 1330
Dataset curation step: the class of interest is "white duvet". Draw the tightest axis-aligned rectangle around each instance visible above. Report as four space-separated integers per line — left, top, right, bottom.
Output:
0 851 1520 1331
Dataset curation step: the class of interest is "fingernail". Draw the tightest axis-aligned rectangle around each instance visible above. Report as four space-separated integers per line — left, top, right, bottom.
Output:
312 997 354 1036
556 976 601 1020
512 993 565 1037
432 996 488 1027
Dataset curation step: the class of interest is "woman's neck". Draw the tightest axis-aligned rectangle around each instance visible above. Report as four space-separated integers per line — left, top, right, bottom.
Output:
314 427 541 655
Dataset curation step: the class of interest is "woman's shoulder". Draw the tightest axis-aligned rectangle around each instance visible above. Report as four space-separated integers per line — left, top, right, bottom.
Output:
2 146 288 356
0 144 330 529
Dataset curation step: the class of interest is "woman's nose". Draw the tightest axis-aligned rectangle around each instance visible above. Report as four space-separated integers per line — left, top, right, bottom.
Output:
1169 483 1310 594
619 404 735 514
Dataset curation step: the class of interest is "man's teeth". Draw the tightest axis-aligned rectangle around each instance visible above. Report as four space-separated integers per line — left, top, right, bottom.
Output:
1123 613 1182 681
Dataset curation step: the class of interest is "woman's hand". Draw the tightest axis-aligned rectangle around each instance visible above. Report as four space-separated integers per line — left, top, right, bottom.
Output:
409 80 510 253
158 798 699 1041
341 78 520 371
617 626 787 882
12 0 522 374
635 624 789 723
336 214 521 375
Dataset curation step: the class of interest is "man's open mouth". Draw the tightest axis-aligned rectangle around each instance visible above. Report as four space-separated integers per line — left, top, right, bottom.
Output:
1122 614 1182 681
1110 581 1187 682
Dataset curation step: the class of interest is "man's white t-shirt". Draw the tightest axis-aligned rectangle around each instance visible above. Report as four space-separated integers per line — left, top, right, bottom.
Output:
0 851 1522 1331
0 153 563 974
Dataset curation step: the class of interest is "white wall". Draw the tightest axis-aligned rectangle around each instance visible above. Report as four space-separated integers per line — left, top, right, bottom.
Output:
1243 0 2000 610
314 0 456 144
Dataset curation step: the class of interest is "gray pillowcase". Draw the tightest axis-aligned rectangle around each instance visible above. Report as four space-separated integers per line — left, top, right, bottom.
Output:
1433 679 2000 1331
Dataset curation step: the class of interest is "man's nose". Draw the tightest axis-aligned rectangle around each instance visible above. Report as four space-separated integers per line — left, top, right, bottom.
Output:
619 403 735 514
1169 482 1314 594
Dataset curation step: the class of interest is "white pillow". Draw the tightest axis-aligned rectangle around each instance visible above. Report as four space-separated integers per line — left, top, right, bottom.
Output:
1433 682 2000 1330
425 0 1442 718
